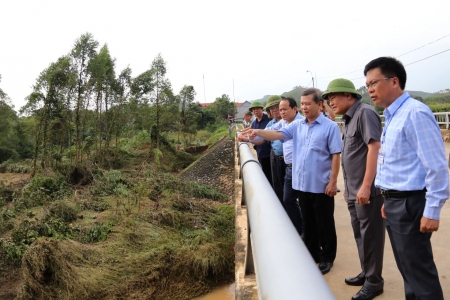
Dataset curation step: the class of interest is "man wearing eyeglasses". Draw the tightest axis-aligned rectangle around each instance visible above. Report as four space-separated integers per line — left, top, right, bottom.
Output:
324 78 385 300
364 57 449 300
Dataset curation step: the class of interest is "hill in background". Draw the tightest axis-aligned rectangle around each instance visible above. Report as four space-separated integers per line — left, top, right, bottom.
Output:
249 86 450 107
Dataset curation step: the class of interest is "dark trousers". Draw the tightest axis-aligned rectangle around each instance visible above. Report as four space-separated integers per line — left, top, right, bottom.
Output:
283 167 303 236
348 195 385 290
270 149 285 204
258 156 272 186
298 191 337 263
384 191 443 300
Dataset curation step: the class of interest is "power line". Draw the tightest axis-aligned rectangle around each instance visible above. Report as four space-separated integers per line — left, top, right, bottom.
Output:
317 33 450 80
347 47 450 81
404 48 450 66
397 33 450 57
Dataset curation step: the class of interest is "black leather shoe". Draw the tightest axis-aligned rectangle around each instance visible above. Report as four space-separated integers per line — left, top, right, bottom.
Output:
351 287 383 300
318 262 333 274
345 272 365 286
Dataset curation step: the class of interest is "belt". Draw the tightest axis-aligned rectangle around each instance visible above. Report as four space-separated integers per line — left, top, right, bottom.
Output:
276 155 284 160
286 164 292 168
380 188 426 199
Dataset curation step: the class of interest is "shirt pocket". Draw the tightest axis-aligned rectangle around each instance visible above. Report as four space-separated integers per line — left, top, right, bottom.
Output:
385 127 405 158
309 135 327 154
344 128 359 152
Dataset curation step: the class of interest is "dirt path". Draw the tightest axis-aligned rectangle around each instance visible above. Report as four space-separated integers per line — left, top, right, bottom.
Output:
0 173 30 186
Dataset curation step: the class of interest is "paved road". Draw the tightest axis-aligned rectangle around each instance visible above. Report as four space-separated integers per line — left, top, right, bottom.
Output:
327 142 450 299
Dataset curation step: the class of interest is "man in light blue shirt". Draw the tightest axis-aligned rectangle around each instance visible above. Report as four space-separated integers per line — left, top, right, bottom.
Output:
242 97 305 237
248 88 342 275
365 56 449 300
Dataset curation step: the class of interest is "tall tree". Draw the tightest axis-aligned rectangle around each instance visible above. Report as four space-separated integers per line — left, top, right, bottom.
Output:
0 89 20 150
111 67 133 148
151 53 168 149
21 56 74 172
178 85 198 142
88 44 116 160
70 32 99 164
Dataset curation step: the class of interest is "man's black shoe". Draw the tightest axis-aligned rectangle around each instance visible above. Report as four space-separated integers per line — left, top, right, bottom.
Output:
318 262 333 275
351 287 383 300
345 272 365 286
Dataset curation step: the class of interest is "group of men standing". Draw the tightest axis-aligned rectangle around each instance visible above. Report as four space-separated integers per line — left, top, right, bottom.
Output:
237 56 449 300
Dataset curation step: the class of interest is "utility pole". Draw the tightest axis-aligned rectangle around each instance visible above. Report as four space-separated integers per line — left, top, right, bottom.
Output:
307 70 314 87
233 79 235 103
203 74 206 103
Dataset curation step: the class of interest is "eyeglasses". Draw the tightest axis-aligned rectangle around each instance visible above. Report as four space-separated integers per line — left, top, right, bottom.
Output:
365 77 393 89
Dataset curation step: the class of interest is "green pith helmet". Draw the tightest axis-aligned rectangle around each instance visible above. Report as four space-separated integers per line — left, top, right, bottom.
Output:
322 78 362 100
264 95 282 110
249 100 264 111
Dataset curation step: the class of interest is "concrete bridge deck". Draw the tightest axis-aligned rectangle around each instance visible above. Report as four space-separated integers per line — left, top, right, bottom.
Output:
235 141 450 299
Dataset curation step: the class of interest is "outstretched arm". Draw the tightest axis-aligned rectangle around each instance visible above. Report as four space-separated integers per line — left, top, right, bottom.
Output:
248 129 284 141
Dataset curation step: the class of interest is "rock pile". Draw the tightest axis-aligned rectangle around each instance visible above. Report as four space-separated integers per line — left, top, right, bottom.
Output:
180 138 235 202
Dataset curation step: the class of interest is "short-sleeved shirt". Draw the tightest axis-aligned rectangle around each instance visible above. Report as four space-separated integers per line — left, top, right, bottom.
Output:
265 119 283 156
279 113 342 193
341 100 382 200
251 114 272 159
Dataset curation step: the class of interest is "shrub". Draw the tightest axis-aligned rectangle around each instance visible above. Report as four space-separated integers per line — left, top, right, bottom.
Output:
48 201 78 222
0 147 19 163
77 222 113 244
21 175 69 208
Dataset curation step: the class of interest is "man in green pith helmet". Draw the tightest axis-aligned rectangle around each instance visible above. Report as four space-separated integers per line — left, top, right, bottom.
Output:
264 95 284 203
323 78 385 300
238 100 273 185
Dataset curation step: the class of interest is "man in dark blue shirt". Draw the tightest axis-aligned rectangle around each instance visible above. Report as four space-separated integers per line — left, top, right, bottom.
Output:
244 100 272 185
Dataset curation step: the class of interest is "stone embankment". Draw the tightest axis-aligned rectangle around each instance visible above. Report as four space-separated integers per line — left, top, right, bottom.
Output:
180 137 235 202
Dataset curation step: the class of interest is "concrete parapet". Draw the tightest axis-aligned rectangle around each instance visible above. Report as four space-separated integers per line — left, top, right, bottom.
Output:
234 141 258 300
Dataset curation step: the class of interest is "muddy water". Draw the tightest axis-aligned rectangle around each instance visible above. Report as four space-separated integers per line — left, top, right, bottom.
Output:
194 283 235 300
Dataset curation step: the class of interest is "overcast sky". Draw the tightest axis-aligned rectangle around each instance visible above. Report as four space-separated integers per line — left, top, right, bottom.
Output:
1 0 450 110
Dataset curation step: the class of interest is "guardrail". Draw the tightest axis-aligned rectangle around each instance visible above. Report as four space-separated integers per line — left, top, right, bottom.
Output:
336 112 450 129
237 141 335 300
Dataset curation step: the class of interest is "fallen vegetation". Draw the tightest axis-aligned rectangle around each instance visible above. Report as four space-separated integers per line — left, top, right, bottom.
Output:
0 135 235 300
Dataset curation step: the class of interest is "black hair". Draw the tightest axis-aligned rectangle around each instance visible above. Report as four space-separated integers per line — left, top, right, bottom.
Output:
364 57 407 90
281 97 297 109
300 88 322 104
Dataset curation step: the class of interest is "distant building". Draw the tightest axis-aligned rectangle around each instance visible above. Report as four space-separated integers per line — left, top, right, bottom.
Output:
235 101 251 120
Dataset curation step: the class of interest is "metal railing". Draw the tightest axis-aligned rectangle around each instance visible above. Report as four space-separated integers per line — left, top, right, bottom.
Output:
335 112 450 129
237 141 335 300
433 112 450 129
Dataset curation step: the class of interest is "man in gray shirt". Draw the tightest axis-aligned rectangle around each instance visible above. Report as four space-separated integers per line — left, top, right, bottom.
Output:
323 78 385 300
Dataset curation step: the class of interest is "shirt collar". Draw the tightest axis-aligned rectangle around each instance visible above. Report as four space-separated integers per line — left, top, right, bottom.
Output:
343 100 362 123
257 114 270 122
301 112 325 124
295 112 304 121
384 92 410 119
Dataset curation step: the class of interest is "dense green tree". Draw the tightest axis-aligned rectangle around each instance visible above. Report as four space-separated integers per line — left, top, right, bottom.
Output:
22 56 74 172
178 85 200 143
210 94 236 120
111 67 133 148
0 89 21 155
